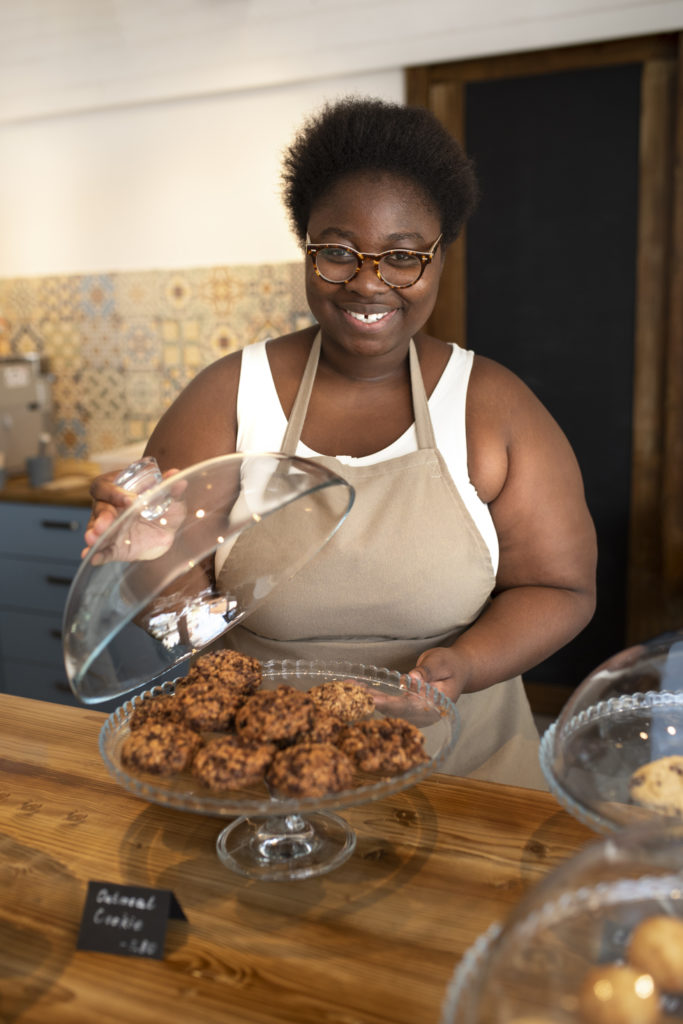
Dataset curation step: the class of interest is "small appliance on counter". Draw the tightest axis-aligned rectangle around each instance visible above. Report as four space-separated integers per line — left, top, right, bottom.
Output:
0 355 54 476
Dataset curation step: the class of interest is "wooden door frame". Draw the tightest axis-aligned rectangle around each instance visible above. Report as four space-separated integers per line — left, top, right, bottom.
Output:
406 34 683 646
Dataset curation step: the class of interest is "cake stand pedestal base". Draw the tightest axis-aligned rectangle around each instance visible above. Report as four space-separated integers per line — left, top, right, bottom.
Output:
215 811 356 880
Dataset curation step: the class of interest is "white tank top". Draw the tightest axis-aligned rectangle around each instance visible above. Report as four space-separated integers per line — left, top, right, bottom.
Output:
236 339 499 572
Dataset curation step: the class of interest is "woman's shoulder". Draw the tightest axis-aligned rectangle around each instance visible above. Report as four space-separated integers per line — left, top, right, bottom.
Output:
470 351 525 385
468 353 552 425
466 352 579 501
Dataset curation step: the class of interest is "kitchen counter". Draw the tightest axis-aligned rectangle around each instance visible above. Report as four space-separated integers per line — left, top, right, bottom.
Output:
1 693 596 1024
0 459 98 507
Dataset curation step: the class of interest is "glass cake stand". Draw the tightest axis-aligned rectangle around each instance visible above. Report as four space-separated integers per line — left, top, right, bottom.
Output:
63 452 460 880
98 659 460 880
440 823 683 1023
539 631 683 833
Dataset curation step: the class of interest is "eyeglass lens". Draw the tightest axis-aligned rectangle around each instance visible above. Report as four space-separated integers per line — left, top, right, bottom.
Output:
314 247 425 287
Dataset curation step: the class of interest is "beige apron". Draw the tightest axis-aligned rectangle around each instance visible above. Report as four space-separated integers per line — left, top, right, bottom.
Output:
223 333 546 789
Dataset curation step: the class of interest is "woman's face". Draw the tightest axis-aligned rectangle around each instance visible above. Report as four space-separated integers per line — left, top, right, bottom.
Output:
305 172 444 362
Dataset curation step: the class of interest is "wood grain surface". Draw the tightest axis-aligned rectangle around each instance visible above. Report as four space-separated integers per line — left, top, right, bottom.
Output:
0 694 595 1024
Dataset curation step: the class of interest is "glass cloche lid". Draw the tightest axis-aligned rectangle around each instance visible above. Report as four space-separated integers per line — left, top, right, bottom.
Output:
540 630 683 832
63 453 354 704
442 821 683 1023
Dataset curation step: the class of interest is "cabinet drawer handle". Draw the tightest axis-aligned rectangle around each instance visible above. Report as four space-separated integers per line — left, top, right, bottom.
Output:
40 519 81 532
54 681 72 694
45 574 74 587
50 628 62 639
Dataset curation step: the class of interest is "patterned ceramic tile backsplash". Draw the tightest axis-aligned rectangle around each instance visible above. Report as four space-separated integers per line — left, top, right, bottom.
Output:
0 262 313 458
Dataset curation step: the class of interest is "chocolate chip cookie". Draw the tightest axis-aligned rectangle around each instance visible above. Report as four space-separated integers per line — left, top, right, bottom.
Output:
337 717 428 774
306 709 344 744
266 742 355 798
178 682 246 733
187 648 262 695
127 690 186 731
120 720 202 776
192 735 277 791
308 679 375 722
234 685 316 746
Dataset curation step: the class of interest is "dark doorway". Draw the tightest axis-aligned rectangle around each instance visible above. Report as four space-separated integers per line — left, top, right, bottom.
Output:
465 63 642 686
407 34 683 708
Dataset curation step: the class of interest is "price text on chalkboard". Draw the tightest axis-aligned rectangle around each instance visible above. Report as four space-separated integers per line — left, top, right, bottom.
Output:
77 881 186 959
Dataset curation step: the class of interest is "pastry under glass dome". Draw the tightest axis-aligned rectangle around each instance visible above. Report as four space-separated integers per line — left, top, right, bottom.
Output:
62 452 460 880
441 822 683 1024
540 631 683 833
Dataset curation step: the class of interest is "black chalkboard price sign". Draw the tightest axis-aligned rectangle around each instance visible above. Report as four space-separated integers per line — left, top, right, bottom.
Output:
77 881 186 959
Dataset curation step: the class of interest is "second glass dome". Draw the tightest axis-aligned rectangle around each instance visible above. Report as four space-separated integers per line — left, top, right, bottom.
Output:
540 631 683 831
63 453 354 704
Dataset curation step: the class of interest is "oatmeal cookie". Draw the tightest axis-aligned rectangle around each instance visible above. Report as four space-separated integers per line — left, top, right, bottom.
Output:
128 690 186 731
266 742 354 798
234 685 316 746
337 717 428 775
176 681 246 732
192 735 276 791
187 648 262 695
306 710 344 744
120 720 202 776
629 754 683 819
308 679 375 723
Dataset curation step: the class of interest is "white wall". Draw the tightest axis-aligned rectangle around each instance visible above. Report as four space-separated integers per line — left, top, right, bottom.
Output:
0 71 403 277
3 0 681 123
1 0 681 278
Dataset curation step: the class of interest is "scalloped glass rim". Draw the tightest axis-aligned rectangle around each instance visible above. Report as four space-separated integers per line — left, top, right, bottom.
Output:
99 658 461 818
439 921 502 1024
555 689 683 742
539 722 615 833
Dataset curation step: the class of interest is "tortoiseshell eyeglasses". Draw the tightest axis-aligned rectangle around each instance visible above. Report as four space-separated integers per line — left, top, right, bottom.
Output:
305 233 443 289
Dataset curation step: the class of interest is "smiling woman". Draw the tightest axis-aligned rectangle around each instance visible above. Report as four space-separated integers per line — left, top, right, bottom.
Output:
301 171 445 372
84 96 597 789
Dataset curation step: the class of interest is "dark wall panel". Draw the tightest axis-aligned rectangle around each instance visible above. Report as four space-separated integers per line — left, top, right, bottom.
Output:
465 63 642 686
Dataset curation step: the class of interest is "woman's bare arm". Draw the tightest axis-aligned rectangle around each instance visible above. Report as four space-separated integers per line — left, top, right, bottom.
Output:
144 352 241 471
414 355 597 700
82 353 241 555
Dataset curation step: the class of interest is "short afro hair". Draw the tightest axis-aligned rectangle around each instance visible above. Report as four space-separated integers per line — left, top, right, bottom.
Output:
281 96 479 248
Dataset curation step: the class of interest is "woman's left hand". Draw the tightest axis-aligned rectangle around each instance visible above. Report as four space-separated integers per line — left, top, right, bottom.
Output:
408 646 470 703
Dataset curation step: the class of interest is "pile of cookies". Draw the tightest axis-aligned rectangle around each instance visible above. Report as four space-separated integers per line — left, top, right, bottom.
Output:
119 649 427 798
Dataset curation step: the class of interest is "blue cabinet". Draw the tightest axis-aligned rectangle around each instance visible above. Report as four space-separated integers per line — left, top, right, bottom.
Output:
0 503 117 708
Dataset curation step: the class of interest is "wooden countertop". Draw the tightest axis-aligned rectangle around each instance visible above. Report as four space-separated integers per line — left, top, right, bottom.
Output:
0 693 596 1024
0 459 98 506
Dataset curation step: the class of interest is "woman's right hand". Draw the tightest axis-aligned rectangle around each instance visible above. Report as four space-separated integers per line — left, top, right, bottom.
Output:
81 470 135 557
81 466 184 560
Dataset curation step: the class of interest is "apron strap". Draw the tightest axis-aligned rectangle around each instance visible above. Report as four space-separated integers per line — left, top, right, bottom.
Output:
281 331 436 453
409 338 437 450
281 332 321 455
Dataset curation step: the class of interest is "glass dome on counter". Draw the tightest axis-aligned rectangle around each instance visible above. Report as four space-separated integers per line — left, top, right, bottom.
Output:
441 822 683 1024
62 452 355 704
540 631 683 833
